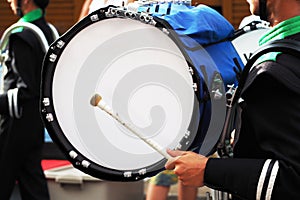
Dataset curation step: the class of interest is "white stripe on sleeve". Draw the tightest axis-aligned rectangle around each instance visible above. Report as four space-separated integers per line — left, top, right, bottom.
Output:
7 88 21 118
7 89 14 117
256 159 271 200
266 161 279 200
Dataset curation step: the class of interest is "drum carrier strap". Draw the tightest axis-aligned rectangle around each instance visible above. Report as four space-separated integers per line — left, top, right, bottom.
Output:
0 21 59 65
0 22 59 99
217 39 300 158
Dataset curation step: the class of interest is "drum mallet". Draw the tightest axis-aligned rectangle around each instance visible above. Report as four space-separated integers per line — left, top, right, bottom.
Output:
90 93 173 160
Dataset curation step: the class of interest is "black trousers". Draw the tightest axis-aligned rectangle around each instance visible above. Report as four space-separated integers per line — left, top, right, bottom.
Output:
0 143 49 200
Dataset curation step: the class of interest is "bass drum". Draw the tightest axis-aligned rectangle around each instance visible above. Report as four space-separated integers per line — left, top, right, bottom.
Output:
40 6 226 181
231 21 270 64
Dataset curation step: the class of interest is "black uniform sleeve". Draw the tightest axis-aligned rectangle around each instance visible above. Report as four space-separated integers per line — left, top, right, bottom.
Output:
204 158 266 199
204 70 300 200
10 31 43 99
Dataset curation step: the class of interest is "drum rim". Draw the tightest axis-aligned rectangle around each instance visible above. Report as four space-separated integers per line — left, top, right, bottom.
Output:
40 6 201 181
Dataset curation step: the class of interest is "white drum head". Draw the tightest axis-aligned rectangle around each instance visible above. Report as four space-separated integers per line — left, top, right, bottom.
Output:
232 27 269 64
41 10 200 181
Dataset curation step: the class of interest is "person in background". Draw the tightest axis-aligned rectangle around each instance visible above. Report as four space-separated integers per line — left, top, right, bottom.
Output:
165 0 300 199
146 170 198 200
0 0 58 199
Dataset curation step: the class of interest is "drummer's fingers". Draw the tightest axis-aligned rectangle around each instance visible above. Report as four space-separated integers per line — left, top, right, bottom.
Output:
165 161 175 170
165 156 178 170
165 149 184 170
166 149 184 157
173 165 190 181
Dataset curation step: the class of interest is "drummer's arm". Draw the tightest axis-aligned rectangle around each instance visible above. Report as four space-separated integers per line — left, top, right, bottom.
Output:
165 151 278 200
167 151 298 200
166 153 282 199
204 157 266 199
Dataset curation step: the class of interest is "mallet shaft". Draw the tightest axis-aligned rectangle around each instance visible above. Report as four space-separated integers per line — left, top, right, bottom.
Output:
90 94 172 160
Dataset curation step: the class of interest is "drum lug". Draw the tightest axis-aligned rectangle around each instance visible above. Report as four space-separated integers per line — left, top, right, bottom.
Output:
106 7 156 25
106 7 127 18
81 160 91 168
184 130 190 138
225 84 237 105
189 67 194 75
162 28 170 35
106 7 120 17
123 171 132 178
45 113 54 122
49 53 57 62
212 89 223 100
139 13 152 24
138 168 147 176
90 14 99 22
124 11 137 19
192 83 197 91
176 143 182 150
69 150 78 159
56 40 65 49
42 97 50 106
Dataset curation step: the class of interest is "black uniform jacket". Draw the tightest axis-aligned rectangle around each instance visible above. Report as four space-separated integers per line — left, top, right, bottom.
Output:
0 17 55 169
204 33 300 200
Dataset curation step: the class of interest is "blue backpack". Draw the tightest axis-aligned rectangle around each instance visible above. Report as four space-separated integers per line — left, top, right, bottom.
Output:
148 4 244 155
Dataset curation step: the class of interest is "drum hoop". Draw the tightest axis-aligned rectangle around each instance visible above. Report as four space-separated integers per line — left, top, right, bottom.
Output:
231 21 270 41
41 6 200 181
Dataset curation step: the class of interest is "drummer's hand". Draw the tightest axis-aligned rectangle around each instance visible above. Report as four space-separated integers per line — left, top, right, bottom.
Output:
165 149 208 187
